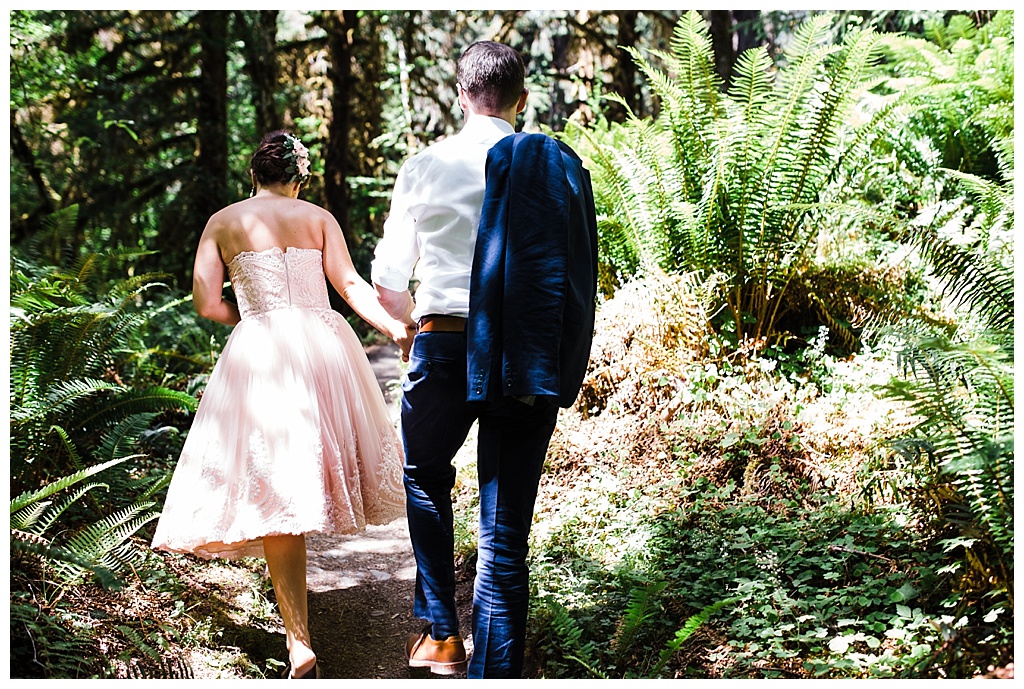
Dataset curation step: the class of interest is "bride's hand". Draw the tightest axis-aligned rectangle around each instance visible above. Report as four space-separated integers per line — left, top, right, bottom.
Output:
394 322 417 362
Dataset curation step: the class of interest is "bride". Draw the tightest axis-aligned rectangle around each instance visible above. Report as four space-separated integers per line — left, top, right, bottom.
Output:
152 130 415 679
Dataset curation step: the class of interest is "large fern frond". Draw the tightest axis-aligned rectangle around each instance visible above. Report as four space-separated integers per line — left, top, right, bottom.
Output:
95 413 160 464
11 378 123 425
613 580 668 659
9 456 129 514
11 538 121 590
73 386 198 431
914 232 1013 333
668 11 724 119
53 501 158 584
14 483 110 535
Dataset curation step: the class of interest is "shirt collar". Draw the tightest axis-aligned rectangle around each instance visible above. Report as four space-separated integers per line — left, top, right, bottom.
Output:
459 114 515 142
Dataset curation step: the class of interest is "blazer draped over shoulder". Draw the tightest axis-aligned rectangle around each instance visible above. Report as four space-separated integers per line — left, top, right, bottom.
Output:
466 132 598 408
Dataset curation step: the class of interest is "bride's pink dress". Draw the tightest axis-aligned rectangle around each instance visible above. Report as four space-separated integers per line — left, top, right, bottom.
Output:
151 247 405 559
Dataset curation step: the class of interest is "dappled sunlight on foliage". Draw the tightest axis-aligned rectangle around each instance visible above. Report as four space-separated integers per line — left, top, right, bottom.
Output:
528 230 1011 676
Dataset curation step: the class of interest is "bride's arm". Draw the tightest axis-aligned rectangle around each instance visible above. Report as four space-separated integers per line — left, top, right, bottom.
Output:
192 220 241 326
322 215 417 358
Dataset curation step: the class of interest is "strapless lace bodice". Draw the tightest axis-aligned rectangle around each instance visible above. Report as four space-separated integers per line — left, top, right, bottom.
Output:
228 247 331 319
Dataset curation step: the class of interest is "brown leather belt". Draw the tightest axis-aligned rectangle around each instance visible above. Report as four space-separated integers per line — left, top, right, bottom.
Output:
418 315 466 333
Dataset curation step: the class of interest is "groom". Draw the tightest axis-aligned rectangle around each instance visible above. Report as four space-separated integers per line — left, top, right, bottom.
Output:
372 40 597 679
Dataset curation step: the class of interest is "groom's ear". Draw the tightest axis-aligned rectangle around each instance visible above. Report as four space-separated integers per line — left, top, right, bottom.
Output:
516 88 528 114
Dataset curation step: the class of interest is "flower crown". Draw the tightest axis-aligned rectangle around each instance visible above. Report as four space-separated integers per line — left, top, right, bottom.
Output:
283 133 311 185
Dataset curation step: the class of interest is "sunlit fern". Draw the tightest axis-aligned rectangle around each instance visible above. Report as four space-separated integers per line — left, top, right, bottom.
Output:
10 227 196 492
10 451 159 586
873 101 1013 599
562 11 901 344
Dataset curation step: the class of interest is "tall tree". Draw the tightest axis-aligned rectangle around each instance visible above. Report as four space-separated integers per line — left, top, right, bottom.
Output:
606 11 641 121
237 10 282 136
320 10 359 238
9 111 57 232
706 10 737 85
194 11 231 236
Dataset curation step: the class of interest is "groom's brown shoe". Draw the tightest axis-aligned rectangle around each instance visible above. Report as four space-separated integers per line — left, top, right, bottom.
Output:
406 626 468 675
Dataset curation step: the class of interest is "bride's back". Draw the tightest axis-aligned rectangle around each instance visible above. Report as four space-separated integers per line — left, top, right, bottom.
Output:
212 194 328 266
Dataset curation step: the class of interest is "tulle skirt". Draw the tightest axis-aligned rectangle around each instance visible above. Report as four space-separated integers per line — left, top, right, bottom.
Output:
151 306 405 560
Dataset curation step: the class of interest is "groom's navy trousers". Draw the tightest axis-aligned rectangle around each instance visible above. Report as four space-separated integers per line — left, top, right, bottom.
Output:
402 132 597 678
401 331 558 678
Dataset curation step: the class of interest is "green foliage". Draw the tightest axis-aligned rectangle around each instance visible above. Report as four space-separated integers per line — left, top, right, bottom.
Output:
8 455 172 678
876 11 1014 182
858 11 1014 619
528 469 1006 678
10 597 101 678
10 455 149 591
651 596 743 675
525 236 1010 677
866 181 1013 620
9 206 203 678
564 11 905 346
10 206 197 493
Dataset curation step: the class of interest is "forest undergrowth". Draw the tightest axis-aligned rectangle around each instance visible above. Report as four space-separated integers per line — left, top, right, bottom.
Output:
442 271 1013 679
9 269 1012 680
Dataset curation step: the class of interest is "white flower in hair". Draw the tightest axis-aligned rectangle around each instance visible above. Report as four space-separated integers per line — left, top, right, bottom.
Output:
283 133 311 184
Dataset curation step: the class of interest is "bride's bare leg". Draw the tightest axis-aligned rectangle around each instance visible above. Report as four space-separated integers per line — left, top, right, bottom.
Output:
263 534 317 677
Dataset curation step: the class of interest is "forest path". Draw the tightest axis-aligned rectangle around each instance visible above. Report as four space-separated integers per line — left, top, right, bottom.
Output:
301 343 473 679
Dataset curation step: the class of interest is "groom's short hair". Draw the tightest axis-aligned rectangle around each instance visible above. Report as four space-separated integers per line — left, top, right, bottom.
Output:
456 41 525 113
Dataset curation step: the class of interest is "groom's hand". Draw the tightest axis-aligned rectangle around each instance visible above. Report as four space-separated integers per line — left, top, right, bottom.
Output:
396 322 418 362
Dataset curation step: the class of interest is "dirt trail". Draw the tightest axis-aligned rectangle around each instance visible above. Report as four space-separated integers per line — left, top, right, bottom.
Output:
303 343 473 679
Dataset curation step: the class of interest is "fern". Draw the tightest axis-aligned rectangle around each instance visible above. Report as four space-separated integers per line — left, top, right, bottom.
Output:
14 483 109 535
613 580 668 660
53 501 158 585
562 10 901 344
10 243 197 493
871 26 1014 595
912 221 1013 333
650 596 741 676
11 539 121 590
10 598 100 678
10 212 204 678
8 455 151 589
10 455 129 514
538 597 608 678
117 625 162 662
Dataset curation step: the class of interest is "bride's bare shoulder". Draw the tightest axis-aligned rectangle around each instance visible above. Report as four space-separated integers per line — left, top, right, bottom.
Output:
207 198 251 224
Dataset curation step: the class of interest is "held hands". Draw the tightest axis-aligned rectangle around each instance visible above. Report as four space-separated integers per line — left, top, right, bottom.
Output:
394 322 418 362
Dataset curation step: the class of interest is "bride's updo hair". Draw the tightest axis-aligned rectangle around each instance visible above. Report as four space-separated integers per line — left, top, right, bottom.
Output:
250 130 311 186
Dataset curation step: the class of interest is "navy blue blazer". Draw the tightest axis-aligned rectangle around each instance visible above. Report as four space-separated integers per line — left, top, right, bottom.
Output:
466 132 598 408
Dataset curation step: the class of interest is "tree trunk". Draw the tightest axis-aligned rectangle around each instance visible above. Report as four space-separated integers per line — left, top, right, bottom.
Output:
606 11 640 122
239 10 281 136
706 10 736 86
195 11 230 232
347 12 387 257
322 10 358 240
10 110 57 244
732 10 762 57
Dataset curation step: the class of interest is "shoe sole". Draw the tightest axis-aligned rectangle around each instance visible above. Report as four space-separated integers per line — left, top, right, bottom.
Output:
408 658 468 675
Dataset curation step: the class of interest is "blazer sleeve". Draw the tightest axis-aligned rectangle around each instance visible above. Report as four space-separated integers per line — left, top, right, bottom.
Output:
466 140 513 403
